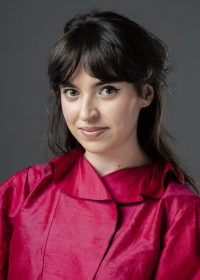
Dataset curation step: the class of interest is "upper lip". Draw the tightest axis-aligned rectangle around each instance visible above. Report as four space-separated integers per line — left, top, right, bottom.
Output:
79 127 107 132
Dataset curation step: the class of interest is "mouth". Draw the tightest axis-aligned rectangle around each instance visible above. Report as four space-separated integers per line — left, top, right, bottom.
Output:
79 127 108 138
79 127 107 132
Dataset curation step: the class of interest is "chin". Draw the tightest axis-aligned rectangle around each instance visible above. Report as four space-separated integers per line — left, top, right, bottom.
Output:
81 142 113 155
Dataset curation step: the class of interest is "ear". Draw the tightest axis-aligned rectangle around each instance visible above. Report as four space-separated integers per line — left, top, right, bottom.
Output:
140 84 154 108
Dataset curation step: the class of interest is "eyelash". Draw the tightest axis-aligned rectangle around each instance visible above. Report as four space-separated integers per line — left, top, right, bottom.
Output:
62 86 120 98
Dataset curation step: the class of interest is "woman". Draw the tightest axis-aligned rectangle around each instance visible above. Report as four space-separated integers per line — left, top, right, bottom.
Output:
1 9 200 280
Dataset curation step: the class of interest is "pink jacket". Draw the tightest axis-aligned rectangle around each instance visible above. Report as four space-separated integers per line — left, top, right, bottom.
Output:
1 147 200 279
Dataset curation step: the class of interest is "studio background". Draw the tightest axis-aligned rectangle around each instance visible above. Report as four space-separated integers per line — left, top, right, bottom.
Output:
0 0 199 189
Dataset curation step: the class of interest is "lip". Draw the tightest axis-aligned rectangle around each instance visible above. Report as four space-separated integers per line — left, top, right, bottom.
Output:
79 127 108 139
79 127 107 132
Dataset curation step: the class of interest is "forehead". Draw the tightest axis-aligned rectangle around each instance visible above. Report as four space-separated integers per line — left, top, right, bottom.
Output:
61 66 124 89
70 66 100 83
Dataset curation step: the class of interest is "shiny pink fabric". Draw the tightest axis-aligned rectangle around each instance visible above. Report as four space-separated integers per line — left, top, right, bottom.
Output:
1 147 200 279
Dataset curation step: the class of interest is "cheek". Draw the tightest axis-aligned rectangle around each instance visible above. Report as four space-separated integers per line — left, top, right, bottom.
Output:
106 99 141 125
61 102 78 125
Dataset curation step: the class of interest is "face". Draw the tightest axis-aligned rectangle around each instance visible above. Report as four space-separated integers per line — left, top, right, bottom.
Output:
60 67 153 157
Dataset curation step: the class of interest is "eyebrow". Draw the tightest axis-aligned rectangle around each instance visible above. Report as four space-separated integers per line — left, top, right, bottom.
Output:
60 80 120 89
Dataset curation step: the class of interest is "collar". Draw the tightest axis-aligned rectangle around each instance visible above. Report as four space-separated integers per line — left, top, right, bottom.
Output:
50 147 85 182
50 148 183 203
101 158 183 203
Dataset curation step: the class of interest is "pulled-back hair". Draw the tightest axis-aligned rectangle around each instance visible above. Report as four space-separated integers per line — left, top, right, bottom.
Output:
45 9 198 192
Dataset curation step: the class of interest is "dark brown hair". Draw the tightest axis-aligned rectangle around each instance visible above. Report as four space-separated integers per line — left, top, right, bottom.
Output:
44 9 199 192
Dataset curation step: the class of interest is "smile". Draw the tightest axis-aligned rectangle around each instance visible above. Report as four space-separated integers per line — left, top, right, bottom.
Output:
79 128 108 139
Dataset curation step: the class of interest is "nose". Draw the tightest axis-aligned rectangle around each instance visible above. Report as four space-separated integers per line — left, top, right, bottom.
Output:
79 97 99 122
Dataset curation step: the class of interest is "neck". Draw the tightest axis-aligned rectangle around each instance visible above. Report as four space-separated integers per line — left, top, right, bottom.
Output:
84 141 152 177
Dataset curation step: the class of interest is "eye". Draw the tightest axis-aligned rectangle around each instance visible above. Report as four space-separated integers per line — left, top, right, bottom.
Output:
62 89 80 98
100 86 120 96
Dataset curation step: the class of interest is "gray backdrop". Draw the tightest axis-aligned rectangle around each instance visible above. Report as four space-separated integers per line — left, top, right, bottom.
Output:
0 0 199 188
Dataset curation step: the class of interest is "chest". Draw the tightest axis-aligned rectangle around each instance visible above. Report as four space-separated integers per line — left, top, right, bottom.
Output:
8 189 163 280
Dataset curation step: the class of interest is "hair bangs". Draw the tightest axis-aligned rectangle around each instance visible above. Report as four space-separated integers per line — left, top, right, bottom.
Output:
79 39 128 83
49 23 137 90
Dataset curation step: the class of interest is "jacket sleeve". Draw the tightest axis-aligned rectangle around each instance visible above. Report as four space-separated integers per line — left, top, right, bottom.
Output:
0 167 30 280
153 197 200 280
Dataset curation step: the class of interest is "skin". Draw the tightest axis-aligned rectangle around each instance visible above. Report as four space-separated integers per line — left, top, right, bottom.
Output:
60 66 154 176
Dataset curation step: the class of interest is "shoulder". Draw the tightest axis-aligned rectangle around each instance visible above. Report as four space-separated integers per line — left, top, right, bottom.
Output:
0 162 52 193
163 181 200 205
0 148 85 218
160 180 200 223
0 161 54 219
0 147 84 207
156 158 200 213
0 160 52 218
